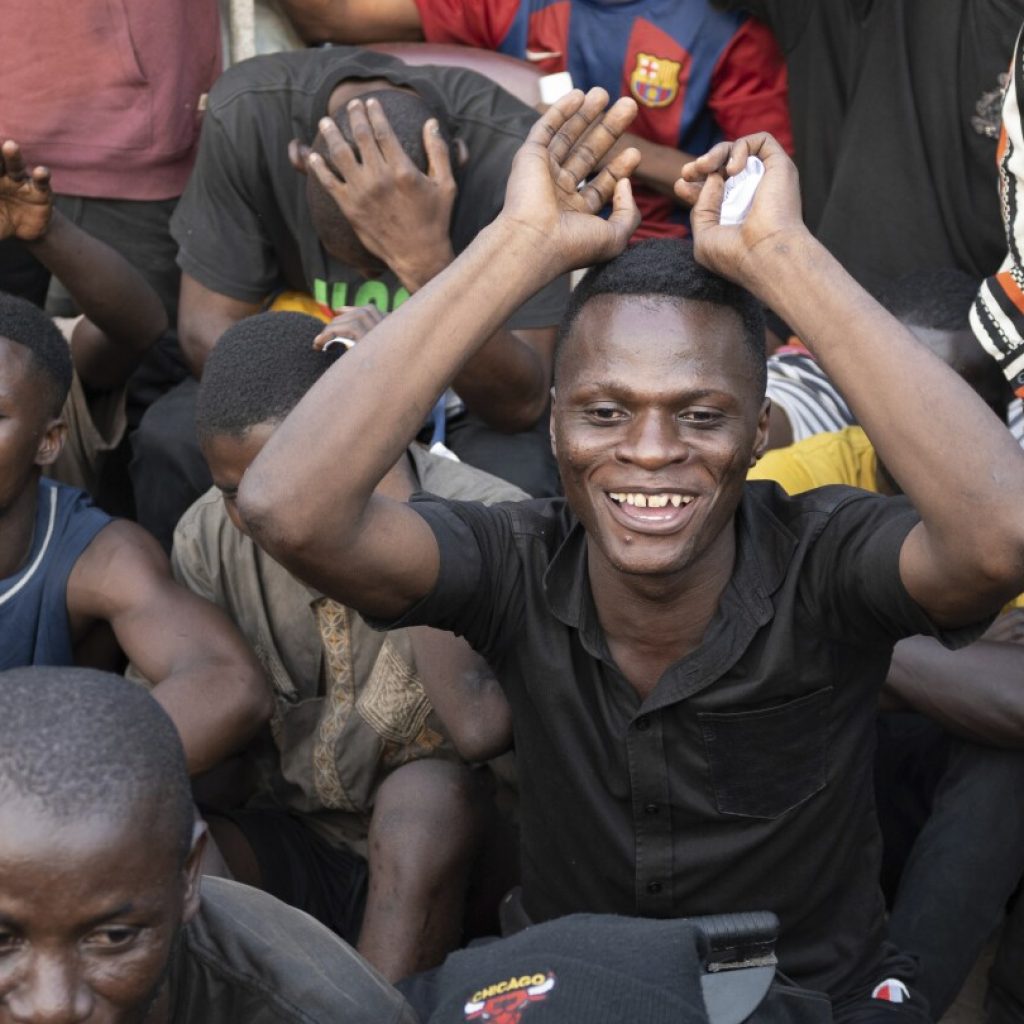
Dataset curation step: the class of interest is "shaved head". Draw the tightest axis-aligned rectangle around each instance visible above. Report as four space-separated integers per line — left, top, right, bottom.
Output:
0 665 194 863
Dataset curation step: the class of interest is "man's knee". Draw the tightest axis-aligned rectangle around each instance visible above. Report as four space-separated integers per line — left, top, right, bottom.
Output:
370 760 488 877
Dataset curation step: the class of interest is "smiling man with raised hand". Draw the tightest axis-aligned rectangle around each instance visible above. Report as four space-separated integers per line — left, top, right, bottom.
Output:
238 88 1024 1018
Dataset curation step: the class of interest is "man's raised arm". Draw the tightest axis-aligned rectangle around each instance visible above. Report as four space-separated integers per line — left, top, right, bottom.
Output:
238 89 641 619
0 140 167 391
677 135 1024 627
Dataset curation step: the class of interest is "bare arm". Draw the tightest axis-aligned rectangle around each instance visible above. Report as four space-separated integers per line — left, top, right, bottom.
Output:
313 107 558 430
884 636 1024 748
67 521 274 775
178 273 262 377
408 627 513 762
676 135 1024 626
277 0 423 44
0 140 167 392
239 89 642 619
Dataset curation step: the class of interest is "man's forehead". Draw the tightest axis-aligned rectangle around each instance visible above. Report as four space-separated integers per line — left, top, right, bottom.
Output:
0 334 38 394
0 797 174 877
561 294 749 377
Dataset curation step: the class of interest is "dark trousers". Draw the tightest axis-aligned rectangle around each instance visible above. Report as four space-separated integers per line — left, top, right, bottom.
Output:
988 892 1024 1024
131 377 560 553
876 713 1024 1019
48 194 182 322
0 238 49 305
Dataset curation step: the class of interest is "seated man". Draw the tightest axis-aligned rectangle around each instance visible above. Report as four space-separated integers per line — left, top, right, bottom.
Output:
0 292 272 775
0 664 416 1024
0 138 168 495
133 47 572 550
179 310 518 979
236 91 1024 1019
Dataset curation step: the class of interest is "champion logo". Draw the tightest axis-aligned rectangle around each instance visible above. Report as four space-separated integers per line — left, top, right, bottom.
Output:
871 978 911 1003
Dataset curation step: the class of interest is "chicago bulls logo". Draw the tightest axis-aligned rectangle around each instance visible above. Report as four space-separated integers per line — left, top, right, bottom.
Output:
464 972 556 1023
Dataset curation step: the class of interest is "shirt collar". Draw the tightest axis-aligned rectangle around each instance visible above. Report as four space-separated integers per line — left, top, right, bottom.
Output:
542 485 800 690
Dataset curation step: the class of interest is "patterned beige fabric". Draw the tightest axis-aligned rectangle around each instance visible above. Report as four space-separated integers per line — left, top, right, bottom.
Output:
171 444 525 845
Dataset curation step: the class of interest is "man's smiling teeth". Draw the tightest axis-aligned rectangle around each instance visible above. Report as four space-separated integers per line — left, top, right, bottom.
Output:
609 493 693 508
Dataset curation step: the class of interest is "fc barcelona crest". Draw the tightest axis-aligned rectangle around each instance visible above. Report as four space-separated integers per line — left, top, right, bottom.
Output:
630 52 681 108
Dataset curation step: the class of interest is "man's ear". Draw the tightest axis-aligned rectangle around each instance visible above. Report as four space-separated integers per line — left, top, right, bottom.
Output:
181 820 207 925
453 138 469 169
35 417 66 468
750 397 771 466
289 138 312 174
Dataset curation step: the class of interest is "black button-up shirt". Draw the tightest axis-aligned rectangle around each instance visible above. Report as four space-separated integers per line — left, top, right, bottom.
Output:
385 481 975 999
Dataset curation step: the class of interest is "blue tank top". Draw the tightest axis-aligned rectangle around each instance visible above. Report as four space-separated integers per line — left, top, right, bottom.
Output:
0 479 112 669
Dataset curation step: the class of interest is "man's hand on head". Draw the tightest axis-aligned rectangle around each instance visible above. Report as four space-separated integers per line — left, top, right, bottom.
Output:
674 133 807 292
309 100 457 290
312 303 385 351
0 140 53 242
496 88 642 277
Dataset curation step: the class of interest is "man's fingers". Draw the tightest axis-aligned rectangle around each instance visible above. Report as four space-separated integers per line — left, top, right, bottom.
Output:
680 140 733 184
308 151 348 204
605 177 641 246
30 165 51 195
547 88 609 166
317 117 359 181
673 178 702 208
522 89 587 152
578 146 641 214
423 119 454 184
560 98 639 189
689 171 727 234
365 97 414 169
1 139 27 181
344 100 385 171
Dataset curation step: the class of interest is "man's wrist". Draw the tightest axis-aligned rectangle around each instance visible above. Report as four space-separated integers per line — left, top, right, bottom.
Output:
738 227 826 306
22 206 60 249
391 240 456 293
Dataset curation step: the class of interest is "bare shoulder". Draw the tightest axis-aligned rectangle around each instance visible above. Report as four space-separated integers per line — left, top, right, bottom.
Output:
67 520 171 621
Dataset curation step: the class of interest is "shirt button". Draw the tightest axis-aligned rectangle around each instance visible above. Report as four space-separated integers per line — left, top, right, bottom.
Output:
646 881 663 895
635 715 651 731
644 803 659 815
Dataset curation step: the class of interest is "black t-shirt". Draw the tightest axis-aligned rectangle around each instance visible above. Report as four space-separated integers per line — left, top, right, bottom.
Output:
171 47 567 326
719 0 1021 291
378 481 980 1000
168 877 415 1023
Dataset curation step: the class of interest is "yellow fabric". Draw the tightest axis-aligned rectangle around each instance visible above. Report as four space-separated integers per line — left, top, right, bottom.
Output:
268 290 331 321
749 427 1024 613
748 426 878 494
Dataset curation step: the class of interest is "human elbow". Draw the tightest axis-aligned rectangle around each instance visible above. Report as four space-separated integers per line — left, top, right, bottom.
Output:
965 534 1024 607
236 463 318 562
441 701 514 763
223 658 274 735
448 723 513 764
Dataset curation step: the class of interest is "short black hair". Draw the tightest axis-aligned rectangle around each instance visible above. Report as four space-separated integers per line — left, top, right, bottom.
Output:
557 239 767 394
874 269 978 331
196 311 342 442
0 665 194 864
0 291 72 415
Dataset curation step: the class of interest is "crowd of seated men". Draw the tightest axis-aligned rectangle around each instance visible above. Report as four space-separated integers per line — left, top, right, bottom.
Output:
1 0 1024 1021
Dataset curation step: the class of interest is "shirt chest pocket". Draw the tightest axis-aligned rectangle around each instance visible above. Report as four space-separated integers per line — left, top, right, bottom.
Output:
698 686 832 820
